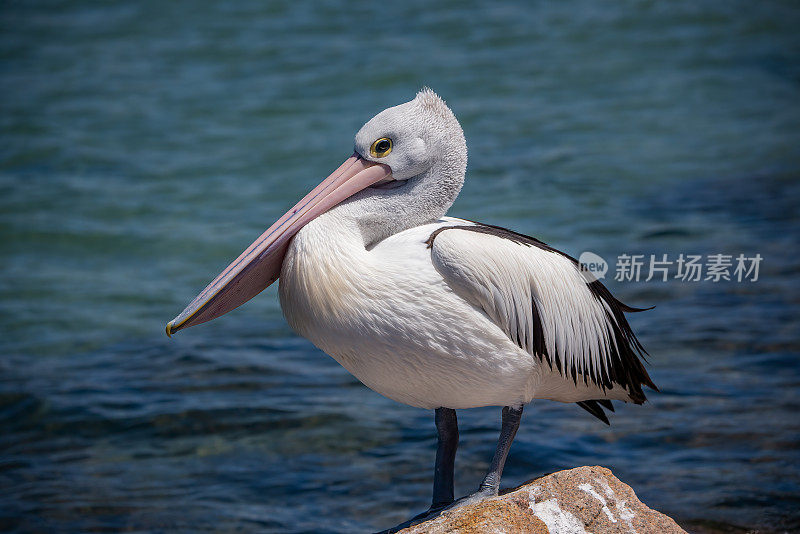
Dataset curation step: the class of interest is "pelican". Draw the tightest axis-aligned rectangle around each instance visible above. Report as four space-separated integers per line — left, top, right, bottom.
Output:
166 89 656 518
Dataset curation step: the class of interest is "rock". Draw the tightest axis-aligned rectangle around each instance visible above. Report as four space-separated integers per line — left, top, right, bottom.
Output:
394 466 686 534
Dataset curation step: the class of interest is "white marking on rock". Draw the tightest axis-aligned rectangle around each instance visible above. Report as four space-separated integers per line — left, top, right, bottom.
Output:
579 482 616 522
596 478 638 533
599 478 616 499
618 501 636 522
529 497 589 534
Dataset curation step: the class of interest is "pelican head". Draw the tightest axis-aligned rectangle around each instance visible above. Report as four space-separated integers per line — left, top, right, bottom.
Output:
355 88 466 182
166 88 466 335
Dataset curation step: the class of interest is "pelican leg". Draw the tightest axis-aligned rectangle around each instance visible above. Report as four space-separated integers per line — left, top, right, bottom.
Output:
431 407 458 509
399 406 521 531
429 404 522 516
476 405 523 496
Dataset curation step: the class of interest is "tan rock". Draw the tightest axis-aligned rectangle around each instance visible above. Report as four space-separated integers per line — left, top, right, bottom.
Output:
395 466 686 534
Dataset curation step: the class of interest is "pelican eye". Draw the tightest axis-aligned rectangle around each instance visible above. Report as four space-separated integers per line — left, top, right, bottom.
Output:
370 137 393 158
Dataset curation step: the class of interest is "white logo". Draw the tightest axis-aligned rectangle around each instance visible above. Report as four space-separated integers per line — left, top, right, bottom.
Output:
578 251 608 281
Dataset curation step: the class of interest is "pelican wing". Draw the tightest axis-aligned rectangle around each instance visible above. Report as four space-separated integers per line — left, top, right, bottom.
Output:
426 222 656 404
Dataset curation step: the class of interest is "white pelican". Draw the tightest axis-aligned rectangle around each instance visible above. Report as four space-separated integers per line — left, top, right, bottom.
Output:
166 88 656 517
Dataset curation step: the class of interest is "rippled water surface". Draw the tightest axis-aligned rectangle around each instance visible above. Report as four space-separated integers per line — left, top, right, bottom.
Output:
2 1 799 532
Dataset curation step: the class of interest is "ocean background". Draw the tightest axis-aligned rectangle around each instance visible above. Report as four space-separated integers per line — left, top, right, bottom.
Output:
2 1 799 532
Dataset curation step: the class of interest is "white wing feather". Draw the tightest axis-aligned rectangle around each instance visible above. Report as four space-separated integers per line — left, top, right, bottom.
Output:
428 225 651 397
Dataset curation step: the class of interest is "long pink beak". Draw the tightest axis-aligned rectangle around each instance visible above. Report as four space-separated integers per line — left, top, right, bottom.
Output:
166 154 391 336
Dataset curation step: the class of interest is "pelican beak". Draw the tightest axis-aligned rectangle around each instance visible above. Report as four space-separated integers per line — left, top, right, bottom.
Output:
166 153 391 336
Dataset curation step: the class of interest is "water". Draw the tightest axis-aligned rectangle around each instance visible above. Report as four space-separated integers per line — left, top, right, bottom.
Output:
2 1 799 532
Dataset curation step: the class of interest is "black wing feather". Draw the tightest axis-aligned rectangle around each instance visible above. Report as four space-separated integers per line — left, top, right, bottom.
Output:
577 400 611 425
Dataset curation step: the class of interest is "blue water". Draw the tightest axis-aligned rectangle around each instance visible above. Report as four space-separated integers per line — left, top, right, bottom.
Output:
2 1 799 532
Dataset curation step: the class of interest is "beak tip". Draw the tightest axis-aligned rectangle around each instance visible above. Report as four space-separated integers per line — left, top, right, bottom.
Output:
165 321 174 338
